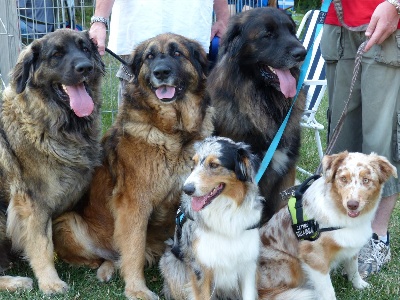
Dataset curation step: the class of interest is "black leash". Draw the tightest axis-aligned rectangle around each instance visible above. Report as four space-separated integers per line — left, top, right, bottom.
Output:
105 47 129 66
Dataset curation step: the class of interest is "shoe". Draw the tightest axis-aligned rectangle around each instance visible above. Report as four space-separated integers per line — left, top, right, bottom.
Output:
357 232 391 279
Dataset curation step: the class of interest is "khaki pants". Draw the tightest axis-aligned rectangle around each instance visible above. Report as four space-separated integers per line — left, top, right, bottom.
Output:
321 25 400 197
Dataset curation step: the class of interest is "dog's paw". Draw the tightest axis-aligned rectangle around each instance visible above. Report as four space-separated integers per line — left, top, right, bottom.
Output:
39 278 69 294
0 276 33 292
124 288 159 300
96 260 115 282
353 278 370 290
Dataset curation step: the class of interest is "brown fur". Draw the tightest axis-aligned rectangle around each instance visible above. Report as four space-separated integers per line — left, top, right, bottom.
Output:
0 29 104 294
53 33 214 300
207 8 307 223
258 152 397 299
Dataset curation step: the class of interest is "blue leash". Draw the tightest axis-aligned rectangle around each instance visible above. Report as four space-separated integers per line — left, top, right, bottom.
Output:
254 0 332 184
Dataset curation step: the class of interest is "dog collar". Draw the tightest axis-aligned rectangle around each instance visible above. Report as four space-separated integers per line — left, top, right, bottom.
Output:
288 175 342 241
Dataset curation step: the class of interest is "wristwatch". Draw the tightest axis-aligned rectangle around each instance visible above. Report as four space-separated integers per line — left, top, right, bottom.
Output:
386 0 400 15
90 16 109 29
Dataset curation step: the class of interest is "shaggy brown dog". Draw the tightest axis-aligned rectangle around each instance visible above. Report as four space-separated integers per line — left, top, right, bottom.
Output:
0 29 104 293
207 7 307 223
53 33 214 300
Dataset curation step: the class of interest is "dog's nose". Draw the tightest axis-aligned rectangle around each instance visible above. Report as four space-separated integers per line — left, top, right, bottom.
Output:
183 183 195 196
291 47 307 62
153 65 171 80
347 200 359 211
75 61 93 75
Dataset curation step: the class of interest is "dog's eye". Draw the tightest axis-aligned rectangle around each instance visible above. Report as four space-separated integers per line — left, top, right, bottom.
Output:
82 46 89 53
340 176 347 183
209 162 219 169
146 53 154 59
363 178 370 184
174 51 181 57
264 32 273 39
52 51 63 58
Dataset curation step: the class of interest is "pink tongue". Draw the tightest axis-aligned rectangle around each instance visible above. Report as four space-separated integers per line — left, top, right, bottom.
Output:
155 86 176 100
274 69 297 98
191 196 208 212
65 83 94 117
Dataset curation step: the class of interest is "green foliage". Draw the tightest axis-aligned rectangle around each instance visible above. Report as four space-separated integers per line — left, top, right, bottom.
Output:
295 0 321 13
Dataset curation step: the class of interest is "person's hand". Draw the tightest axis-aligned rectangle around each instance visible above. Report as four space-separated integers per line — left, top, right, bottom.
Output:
211 20 227 40
89 22 108 56
364 1 399 52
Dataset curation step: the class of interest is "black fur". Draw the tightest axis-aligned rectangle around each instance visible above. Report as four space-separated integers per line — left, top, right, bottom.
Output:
208 7 307 223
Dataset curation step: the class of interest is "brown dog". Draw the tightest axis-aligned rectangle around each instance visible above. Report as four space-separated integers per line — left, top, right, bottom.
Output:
0 29 104 294
53 33 214 299
258 151 397 299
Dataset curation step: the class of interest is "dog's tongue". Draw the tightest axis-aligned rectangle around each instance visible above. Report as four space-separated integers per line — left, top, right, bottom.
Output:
275 69 297 98
155 86 176 100
191 196 207 212
65 83 94 117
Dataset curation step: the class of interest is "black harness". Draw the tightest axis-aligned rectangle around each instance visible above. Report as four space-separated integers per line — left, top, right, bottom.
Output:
288 175 342 241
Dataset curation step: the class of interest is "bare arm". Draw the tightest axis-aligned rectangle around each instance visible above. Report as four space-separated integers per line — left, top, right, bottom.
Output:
89 0 115 55
364 1 399 52
211 0 230 39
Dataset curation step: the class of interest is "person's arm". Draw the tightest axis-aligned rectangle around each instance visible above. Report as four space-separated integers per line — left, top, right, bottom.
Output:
211 0 230 39
364 0 400 52
89 0 115 55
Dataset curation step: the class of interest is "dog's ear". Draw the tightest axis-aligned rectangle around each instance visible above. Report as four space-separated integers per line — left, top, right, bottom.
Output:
322 151 349 182
128 42 148 82
187 41 209 77
235 144 257 182
12 41 40 94
85 31 105 75
219 20 244 59
369 153 398 183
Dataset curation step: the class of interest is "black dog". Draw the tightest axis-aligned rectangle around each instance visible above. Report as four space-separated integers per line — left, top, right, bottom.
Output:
208 7 307 223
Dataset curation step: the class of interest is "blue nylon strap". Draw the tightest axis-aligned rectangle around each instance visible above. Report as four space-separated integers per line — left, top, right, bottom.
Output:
255 0 332 184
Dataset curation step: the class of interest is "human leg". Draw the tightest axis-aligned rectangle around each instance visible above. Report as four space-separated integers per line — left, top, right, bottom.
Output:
321 25 364 153
356 29 400 277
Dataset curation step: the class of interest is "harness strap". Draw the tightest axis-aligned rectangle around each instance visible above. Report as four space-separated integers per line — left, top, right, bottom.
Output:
319 226 342 233
288 174 342 241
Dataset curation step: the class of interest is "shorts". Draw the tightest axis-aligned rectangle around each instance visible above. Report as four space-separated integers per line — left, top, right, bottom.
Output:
321 25 400 197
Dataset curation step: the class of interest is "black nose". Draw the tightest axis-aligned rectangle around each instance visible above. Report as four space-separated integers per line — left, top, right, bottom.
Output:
183 183 195 196
347 200 359 211
153 65 171 80
291 47 307 62
75 61 93 75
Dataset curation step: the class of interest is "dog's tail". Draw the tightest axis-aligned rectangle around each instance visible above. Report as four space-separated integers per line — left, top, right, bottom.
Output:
53 211 117 268
159 238 189 300
259 287 315 300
